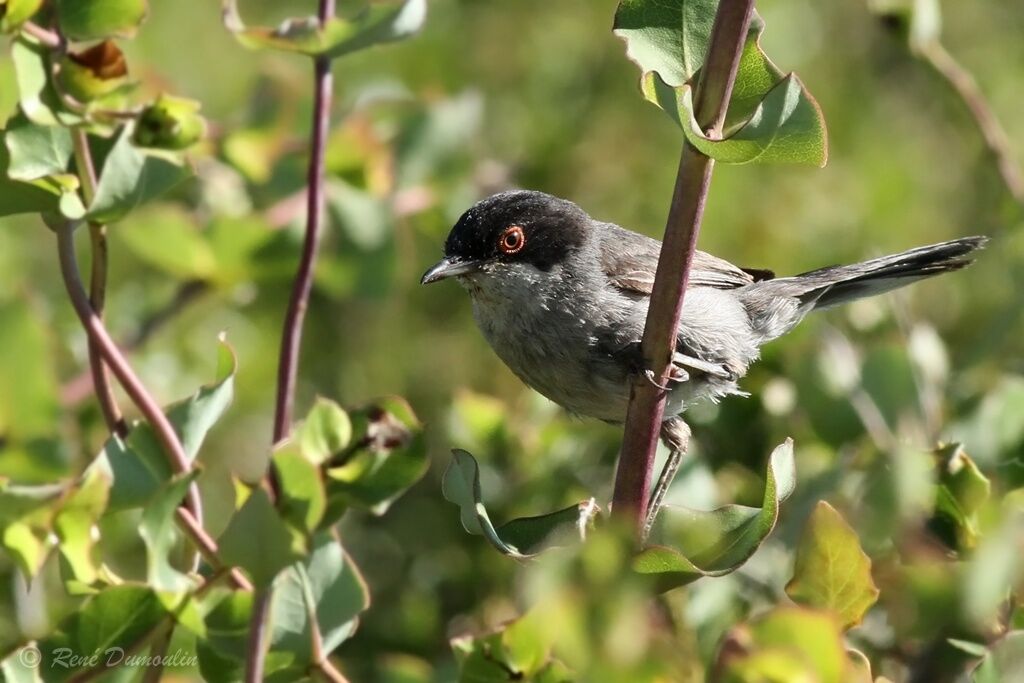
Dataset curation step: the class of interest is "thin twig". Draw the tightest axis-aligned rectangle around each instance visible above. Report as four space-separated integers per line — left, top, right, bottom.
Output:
271 15 336 447
61 280 210 407
139 623 173 683
71 128 127 436
247 0 337 678
53 223 252 586
20 21 62 50
918 41 1024 205
612 0 756 536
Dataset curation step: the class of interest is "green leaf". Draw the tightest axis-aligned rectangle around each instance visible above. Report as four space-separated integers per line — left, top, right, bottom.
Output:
39 585 169 670
53 465 111 588
270 532 369 665
441 449 596 558
218 488 305 589
0 480 63 578
223 0 426 59
323 397 427 518
786 501 880 630
634 438 795 591
55 0 148 41
1 0 43 33
11 36 84 128
85 124 190 223
0 142 69 216
197 589 253 676
140 471 200 593
932 443 991 550
614 3 827 165
90 337 235 510
3 108 72 181
272 445 327 533
296 397 352 465
613 0 717 88
973 631 1024 683
451 610 564 682
715 607 847 683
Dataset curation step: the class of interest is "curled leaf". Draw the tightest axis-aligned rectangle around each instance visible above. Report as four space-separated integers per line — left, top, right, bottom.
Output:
614 2 827 165
634 438 795 591
442 449 597 557
222 0 426 59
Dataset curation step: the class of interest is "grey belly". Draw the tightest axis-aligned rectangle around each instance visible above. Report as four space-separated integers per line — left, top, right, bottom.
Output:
473 304 717 423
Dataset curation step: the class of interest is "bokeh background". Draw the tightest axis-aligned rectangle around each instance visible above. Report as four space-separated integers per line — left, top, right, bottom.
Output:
1 0 1023 680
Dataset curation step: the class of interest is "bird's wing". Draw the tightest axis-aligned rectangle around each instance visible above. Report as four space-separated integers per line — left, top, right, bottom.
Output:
598 222 760 295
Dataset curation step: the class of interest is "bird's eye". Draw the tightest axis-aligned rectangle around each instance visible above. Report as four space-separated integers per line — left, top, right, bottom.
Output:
499 225 526 255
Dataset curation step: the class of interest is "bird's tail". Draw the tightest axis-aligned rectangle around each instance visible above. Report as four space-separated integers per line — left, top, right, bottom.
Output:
742 236 987 340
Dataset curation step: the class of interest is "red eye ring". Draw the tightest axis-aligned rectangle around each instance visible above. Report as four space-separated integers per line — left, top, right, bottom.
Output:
499 225 526 254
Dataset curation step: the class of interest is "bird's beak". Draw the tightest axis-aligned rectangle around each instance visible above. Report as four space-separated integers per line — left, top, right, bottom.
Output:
420 256 481 284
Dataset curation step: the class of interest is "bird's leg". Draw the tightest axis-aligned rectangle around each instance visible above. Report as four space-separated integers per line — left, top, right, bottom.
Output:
642 416 692 542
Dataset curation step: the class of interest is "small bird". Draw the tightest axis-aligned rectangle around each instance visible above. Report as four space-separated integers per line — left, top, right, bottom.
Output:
422 190 985 489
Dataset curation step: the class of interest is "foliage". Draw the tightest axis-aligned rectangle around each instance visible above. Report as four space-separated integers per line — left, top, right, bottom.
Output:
0 0 1021 680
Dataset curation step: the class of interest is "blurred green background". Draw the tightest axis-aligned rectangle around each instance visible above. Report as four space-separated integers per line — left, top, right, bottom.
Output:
1 0 1023 680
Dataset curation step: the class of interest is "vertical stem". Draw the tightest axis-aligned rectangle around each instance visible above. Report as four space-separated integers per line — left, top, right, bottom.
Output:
247 2 336 680
272 12 336 446
612 0 756 536
71 128 126 436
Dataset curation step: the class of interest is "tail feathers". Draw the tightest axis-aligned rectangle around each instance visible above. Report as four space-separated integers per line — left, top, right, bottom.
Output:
800 236 987 309
742 236 987 340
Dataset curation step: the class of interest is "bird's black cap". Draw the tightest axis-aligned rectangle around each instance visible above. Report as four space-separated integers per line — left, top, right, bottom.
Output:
442 190 590 272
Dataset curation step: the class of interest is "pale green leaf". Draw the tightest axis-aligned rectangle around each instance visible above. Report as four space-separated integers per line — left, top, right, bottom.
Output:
635 439 795 591
223 0 426 59
140 471 200 593
786 501 880 630
3 109 72 181
55 0 148 41
441 449 594 558
218 488 305 589
86 124 190 223
270 533 369 664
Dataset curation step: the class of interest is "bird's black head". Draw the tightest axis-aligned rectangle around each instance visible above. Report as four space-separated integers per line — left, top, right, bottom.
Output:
421 190 590 284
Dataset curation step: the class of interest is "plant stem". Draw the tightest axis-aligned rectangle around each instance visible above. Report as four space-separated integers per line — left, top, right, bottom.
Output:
918 41 1024 206
20 21 62 49
272 10 336 447
61 280 210 407
55 222 235 579
71 128 127 436
248 0 336 679
612 0 756 536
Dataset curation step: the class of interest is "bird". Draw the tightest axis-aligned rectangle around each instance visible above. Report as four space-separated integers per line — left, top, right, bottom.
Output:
421 189 985 521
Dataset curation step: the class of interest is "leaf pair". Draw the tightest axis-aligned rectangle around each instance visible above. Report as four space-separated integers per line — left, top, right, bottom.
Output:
444 439 797 594
614 0 827 166
443 449 598 558
223 0 426 59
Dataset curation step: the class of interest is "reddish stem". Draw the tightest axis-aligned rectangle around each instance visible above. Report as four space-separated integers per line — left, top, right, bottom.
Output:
612 0 756 535
247 1 336 680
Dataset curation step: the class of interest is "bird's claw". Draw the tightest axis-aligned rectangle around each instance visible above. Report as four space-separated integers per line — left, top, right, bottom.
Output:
643 369 671 391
